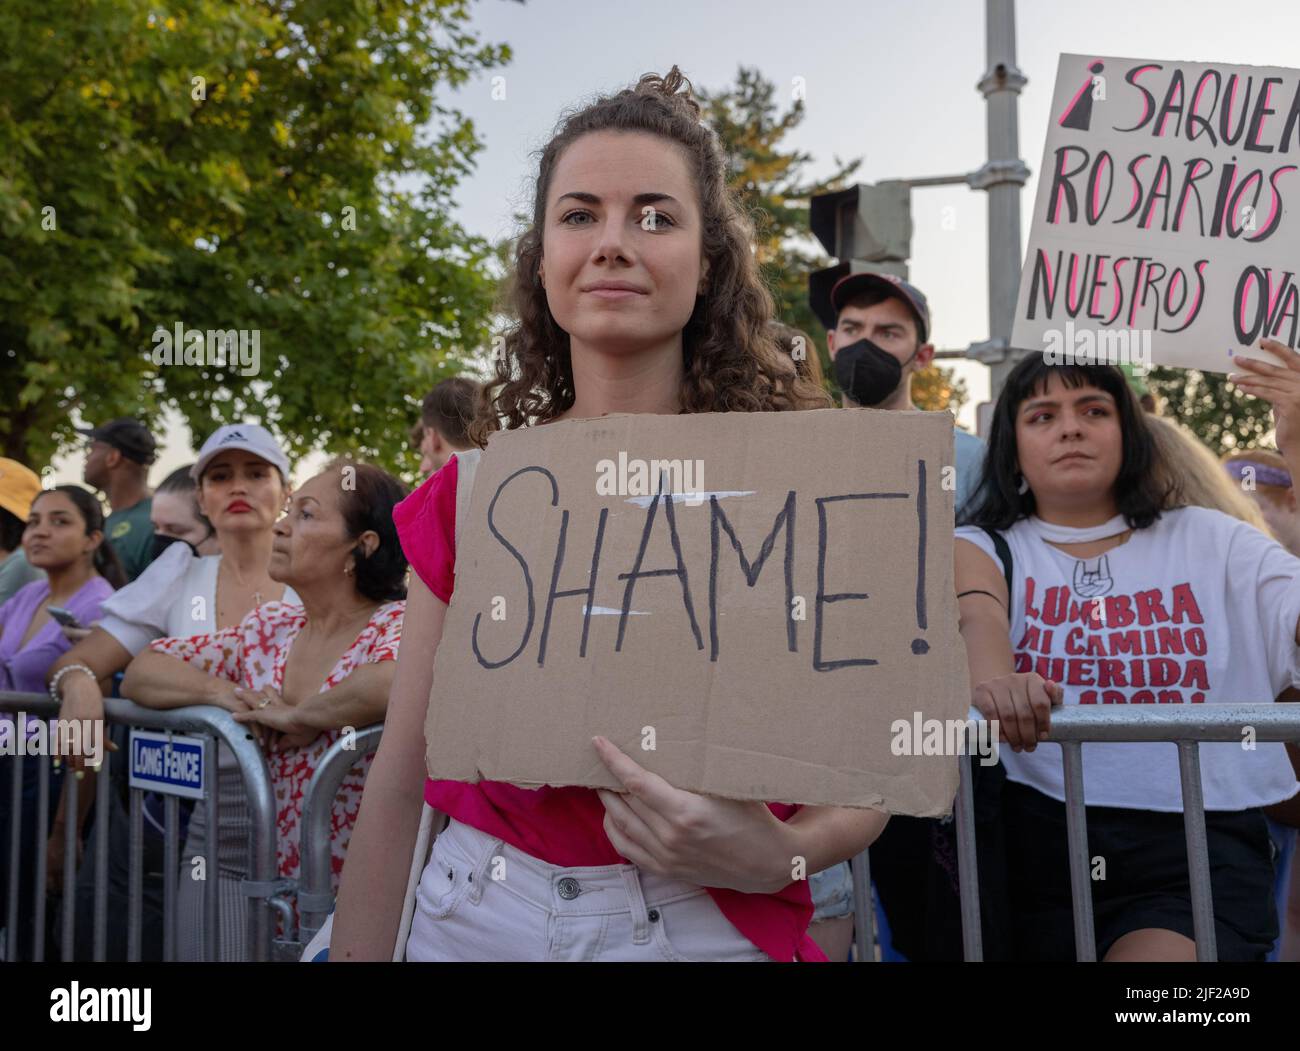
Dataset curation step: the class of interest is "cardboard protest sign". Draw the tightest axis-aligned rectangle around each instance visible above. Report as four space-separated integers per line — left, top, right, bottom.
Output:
1013 54 1300 373
424 409 971 815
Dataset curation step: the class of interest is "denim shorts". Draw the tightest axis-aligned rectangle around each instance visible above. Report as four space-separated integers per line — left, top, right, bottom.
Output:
809 860 855 922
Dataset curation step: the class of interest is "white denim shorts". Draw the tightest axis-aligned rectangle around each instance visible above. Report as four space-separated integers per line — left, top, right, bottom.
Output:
404 818 775 962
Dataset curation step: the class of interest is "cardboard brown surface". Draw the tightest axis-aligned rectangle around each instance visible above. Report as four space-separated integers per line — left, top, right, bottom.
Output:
1013 54 1300 373
425 409 970 814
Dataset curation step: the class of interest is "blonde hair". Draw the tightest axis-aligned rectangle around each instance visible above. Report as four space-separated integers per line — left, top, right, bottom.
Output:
767 320 826 393
1147 416 1270 533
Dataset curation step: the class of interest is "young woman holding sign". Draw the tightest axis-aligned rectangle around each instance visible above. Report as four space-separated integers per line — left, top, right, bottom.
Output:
331 68 884 962
954 341 1300 962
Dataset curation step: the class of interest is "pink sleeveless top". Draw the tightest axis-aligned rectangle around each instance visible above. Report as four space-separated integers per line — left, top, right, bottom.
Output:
393 454 824 962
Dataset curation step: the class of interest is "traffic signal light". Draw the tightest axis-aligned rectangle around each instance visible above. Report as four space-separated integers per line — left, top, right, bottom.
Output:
809 182 913 331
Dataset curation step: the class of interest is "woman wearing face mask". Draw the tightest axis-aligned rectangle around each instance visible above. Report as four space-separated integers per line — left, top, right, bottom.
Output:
827 275 985 517
49 425 296 763
46 423 297 961
123 461 408 959
954 343 1300 961
150 464 219 558
57 465 219 646
330 69 886 964
0 486 124 958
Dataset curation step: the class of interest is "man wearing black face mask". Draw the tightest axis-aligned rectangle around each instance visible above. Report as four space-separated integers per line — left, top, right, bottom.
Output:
826 273 989 961
827 273 985 514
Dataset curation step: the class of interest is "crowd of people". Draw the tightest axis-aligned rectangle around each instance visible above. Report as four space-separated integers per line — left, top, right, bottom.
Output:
4 65 1300 963
0 380 477 960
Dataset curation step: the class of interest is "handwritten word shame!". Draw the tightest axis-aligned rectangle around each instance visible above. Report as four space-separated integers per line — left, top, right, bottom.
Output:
469 462 933 673
50 983 151 1031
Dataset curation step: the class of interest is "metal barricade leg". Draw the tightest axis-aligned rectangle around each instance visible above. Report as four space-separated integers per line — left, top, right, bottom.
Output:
61 772 78 960
1177 741 1218 962
850 848 875 962
33 754 51 962
204 734 220 962
128 787 143 963
1061 742 1097 962
955 755 984 961
163 795 178 962
93 754 110 961
5 752 21 959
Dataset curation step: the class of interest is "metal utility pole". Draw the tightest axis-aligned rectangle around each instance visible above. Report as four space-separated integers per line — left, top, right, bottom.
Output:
968 0 1032 407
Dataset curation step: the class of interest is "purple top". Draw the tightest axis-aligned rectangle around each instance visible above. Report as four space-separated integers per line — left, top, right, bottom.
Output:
0 576 115 732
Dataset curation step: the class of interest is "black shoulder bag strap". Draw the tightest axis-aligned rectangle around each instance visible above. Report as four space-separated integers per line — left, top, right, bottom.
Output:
979 526 1013 623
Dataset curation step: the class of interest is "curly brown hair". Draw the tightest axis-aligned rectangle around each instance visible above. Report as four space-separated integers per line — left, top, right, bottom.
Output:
468 66 830 446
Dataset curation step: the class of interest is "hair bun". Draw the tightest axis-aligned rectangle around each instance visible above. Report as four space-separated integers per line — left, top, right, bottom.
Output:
633 66 701 119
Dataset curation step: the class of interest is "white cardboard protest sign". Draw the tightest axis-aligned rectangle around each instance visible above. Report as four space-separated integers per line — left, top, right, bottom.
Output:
1013 54 1300 373
424 410 971 815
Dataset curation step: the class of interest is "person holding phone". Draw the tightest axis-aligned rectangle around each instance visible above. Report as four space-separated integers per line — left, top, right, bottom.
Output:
45 424 297 961
0 485 124 959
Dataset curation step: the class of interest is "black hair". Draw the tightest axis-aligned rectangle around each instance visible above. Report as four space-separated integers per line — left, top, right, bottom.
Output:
30 485 128 589
960 356 1169 531
157 464 214 540
0 506 24 553
835 287 925 345
333 462 410 602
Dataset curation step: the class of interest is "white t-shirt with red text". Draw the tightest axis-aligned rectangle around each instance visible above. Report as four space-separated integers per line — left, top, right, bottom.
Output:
956 507 1300 812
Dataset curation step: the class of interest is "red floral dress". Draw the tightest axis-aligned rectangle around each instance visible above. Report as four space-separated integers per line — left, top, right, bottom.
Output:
148 600 404 892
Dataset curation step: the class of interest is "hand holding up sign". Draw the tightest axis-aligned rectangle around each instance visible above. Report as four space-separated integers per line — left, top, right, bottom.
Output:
1231 339 1300 467
592 736 796 895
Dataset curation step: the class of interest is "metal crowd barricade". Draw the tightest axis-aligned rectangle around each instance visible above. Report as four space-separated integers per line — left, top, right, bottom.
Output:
931 704 1300 963
295 725 383 951
0 690 278 962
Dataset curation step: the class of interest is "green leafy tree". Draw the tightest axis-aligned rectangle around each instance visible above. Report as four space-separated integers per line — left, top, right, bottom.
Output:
698 66 967 415
0 0 510 476
1147 367 1276 454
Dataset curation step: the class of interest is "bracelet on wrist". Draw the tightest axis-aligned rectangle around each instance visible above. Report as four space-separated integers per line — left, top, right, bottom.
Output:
49 663 98 705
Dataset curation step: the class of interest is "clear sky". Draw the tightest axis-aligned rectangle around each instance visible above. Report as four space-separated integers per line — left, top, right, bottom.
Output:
50 0 1300 488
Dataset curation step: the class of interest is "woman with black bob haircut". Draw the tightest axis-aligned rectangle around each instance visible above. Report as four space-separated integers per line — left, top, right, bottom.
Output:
954 352 1300 962
959 355 1169 531
335 461 408 602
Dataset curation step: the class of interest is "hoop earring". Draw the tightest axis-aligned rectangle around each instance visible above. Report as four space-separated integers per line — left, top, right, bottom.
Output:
1016 473 1030 496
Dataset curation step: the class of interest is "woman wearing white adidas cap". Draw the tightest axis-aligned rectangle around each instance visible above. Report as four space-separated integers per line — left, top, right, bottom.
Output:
46 422 298 960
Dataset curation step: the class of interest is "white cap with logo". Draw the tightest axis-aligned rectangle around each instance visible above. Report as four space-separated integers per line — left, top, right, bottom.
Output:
190 424 292 483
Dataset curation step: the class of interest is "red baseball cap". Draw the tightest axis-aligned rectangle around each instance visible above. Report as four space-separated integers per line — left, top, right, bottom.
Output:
829 272 930 344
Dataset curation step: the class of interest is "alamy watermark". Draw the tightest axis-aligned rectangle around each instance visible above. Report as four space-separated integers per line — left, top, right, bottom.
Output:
1042 320 1151 370
149 321 261 376
50 982 150 1031
890 713 1000 766
0 715 103 767
596 452 707 506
